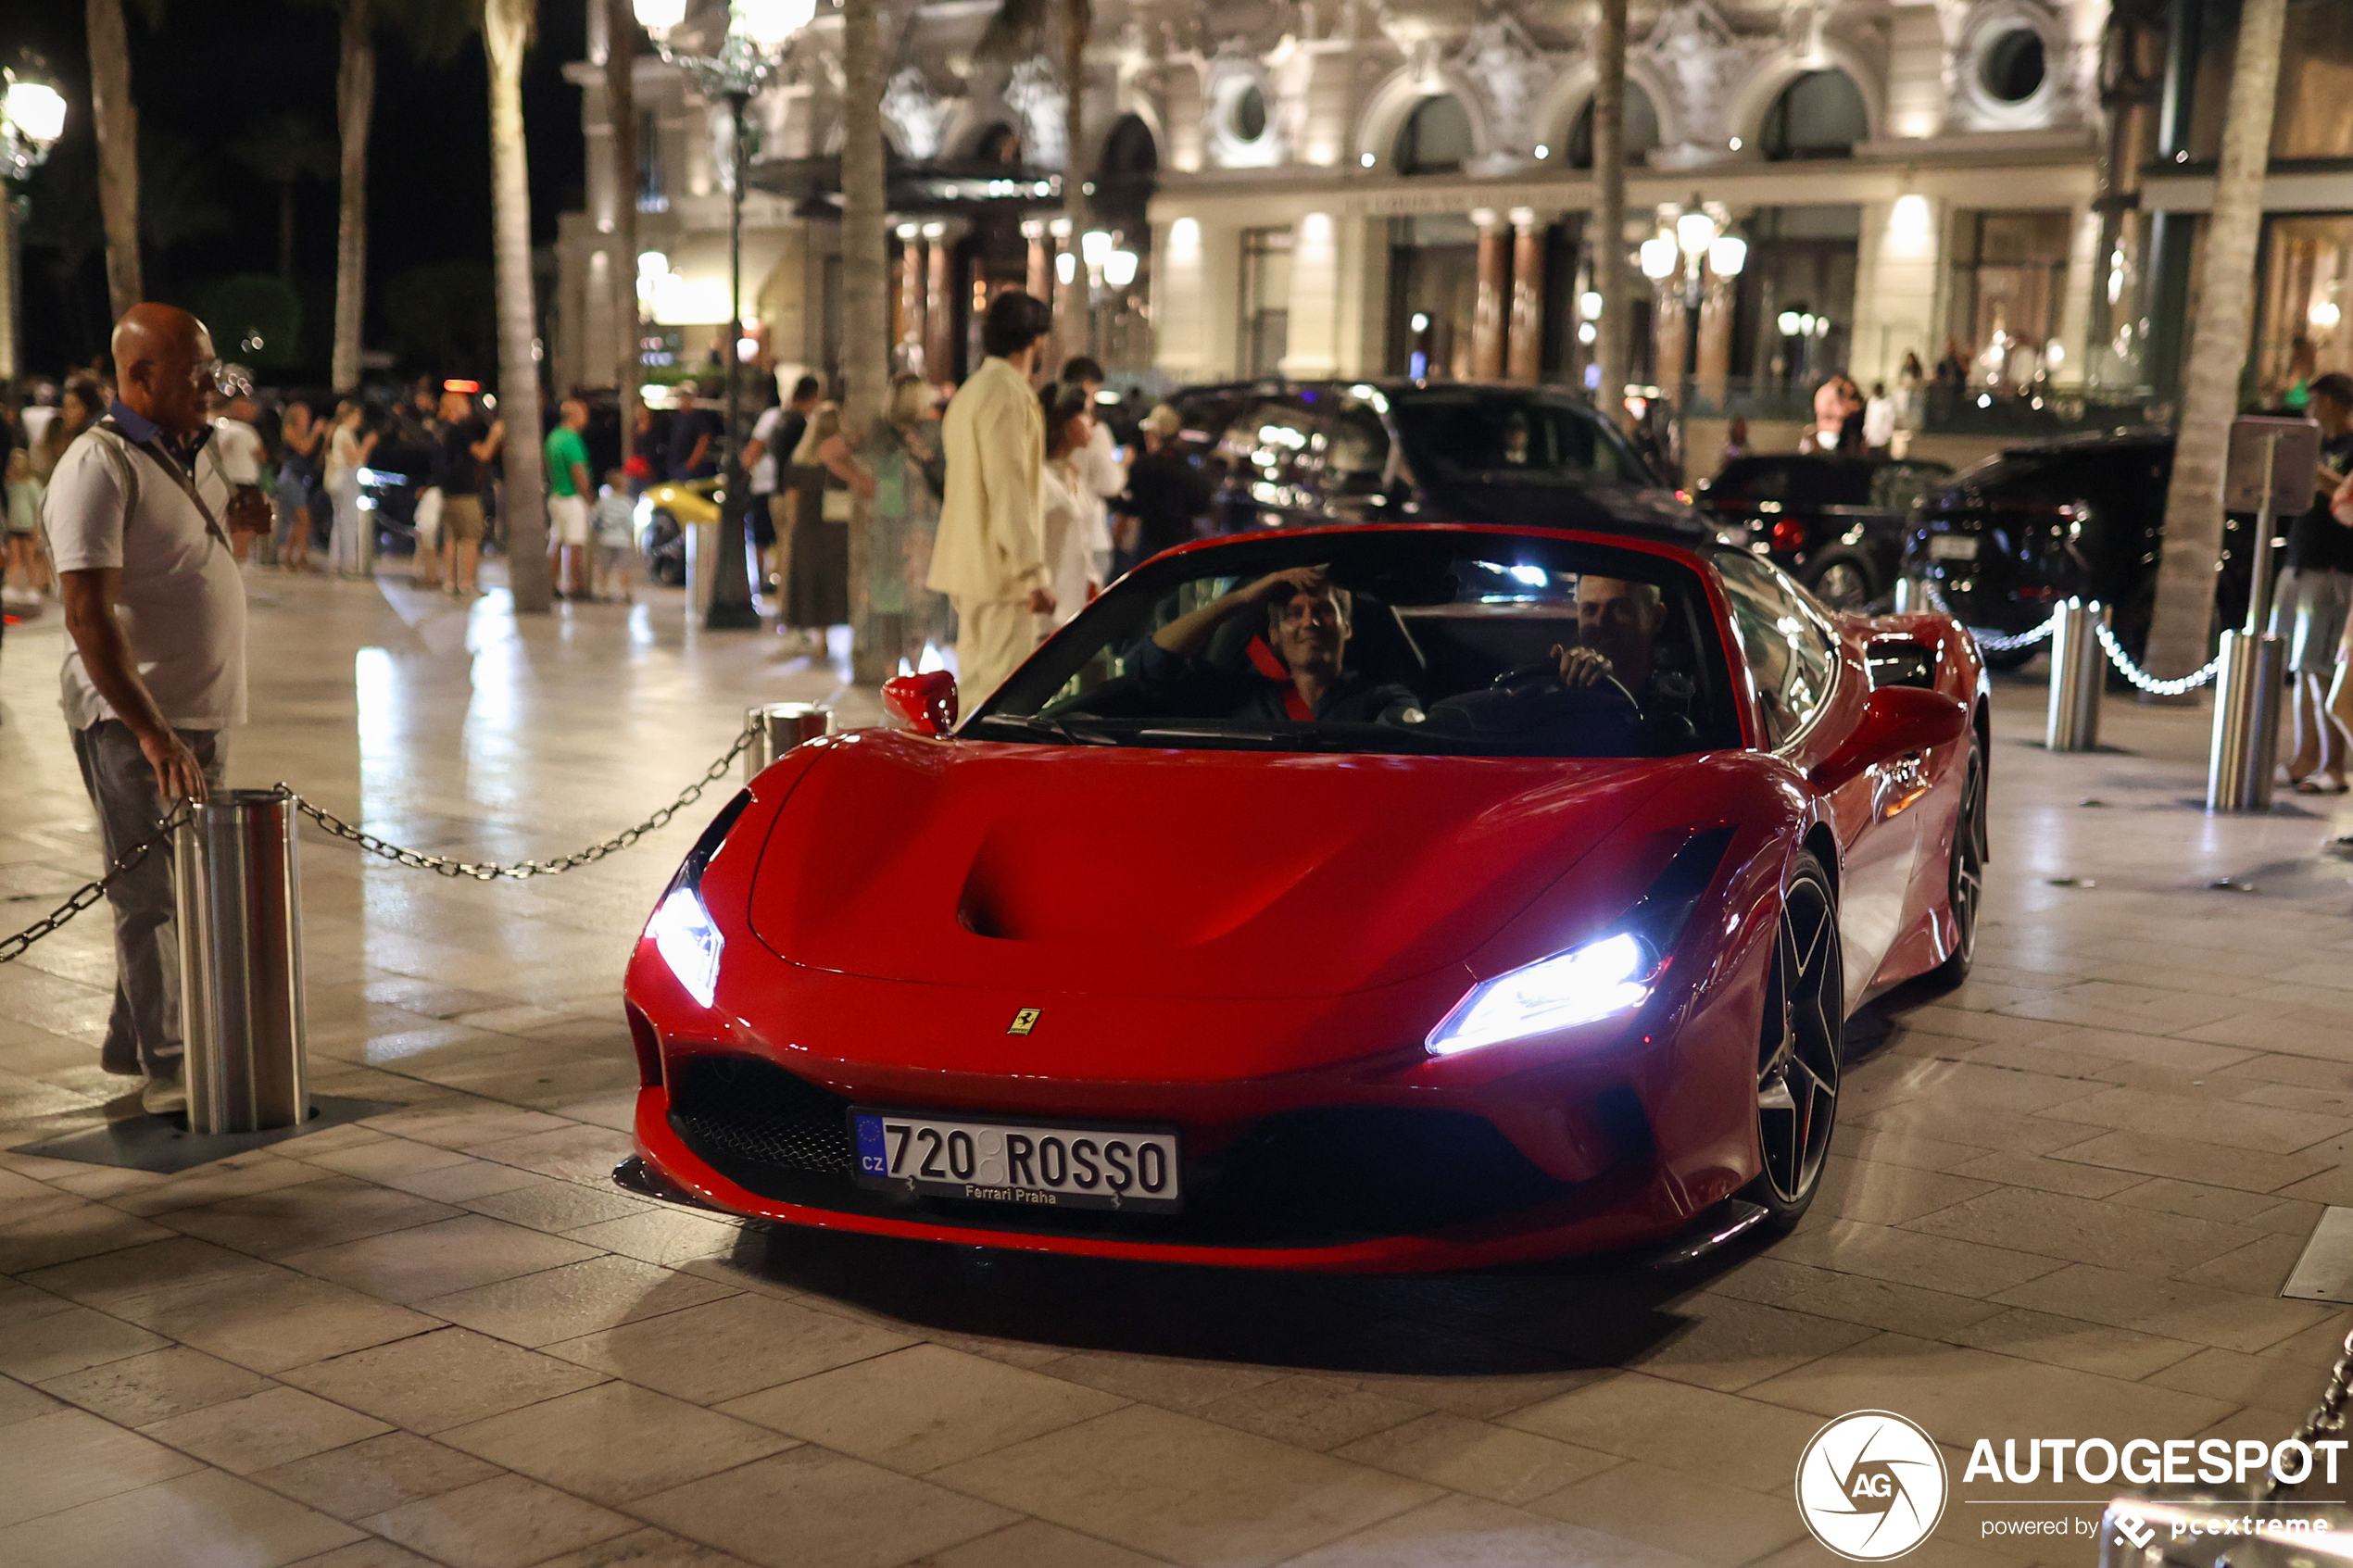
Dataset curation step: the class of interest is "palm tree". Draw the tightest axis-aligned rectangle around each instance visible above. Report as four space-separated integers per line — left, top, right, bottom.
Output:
85 0 145 319
606 0 639 465
484 0 552 613
1592 0 1629 433
841 0 891 679
2145 0 2290 680
230 115 337 280
977 0 1088 358
326 0 472 395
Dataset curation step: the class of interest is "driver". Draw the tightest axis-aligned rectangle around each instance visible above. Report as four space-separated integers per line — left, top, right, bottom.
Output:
1134 566 1418 722
1554 575 1679 706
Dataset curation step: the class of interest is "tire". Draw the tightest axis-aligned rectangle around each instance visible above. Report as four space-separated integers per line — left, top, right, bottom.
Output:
1806 553 1876 614
1744 851 1843 1232
1919 731 1986 990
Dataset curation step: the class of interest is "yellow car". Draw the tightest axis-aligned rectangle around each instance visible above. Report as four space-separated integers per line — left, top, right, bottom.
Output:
633 477 723 587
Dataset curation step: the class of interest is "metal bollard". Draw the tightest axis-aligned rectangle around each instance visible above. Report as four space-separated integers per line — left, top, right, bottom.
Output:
2206 629 2287 812
744 702 836 780
2044 598 2109 752
173 789 309 1135
1891 576 1914 615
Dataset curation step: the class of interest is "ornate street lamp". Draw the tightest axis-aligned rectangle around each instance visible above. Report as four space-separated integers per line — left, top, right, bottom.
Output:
1 59 68 394
632 0 813 630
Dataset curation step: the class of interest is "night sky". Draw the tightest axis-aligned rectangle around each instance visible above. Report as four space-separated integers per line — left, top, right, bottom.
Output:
13 0 588 384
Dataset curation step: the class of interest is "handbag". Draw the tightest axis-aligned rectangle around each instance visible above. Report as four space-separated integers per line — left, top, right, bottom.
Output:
821 484 853 523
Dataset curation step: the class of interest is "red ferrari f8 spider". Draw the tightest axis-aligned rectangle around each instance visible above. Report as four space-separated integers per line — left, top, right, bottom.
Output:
619 524 1988 1272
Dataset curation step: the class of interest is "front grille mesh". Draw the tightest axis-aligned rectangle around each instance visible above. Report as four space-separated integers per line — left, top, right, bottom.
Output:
670 1109 851 1174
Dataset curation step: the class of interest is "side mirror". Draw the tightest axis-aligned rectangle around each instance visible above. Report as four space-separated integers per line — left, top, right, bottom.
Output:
1809 685 1967 795
882 671 959 736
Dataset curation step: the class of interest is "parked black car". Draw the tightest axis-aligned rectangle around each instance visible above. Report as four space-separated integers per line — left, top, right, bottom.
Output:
1899 430 2256 670
1694 454 1952 611
1166 380 1701 542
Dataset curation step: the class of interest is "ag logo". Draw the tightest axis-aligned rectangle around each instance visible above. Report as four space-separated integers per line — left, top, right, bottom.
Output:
1006 1008 1041 1036
1794 1410 1948 1561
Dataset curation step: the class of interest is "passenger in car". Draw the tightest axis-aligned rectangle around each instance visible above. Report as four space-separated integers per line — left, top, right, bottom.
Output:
1134 565 1419 723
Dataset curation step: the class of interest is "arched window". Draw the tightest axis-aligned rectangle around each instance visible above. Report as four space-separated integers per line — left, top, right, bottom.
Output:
1566 82 1661 169
971 122 1022 164
1094 114 1159 226
1395 95 1476 176
1760 71 1869 161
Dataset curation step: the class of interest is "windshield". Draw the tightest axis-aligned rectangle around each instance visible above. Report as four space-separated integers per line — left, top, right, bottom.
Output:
1390 391 1647 489
973 531 1742 758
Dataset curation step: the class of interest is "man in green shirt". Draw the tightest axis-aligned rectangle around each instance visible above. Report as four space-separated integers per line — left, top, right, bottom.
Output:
545 397 593 599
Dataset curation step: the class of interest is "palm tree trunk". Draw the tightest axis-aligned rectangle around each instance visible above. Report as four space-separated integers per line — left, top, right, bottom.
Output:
485 0 552 614
86 0 143 320
842 0 891 681
1592 0 1629 433
2145 0 2289 680
1056 0 1089 370
607 0 639 467
333 0 374 395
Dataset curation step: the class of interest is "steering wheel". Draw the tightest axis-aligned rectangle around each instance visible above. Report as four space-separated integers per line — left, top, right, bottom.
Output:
1486 660 1644 725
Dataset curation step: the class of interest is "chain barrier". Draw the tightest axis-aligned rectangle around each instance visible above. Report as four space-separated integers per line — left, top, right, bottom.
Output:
1915 580 2057 653
2091 620 2225 697
0 802 192 964
2268 1325 2353 1499
277 720 758 881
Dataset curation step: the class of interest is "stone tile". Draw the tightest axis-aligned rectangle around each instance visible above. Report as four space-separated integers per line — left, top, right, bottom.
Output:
142 1384 392 1474
546 1291 914 1406
280 1328 608 1434
1034 1350 1288 1412
76 1265 440 1376
1805 1154 1996 1228
296 1137 476 1184
903 1519 1162 1568
441 1381 792 1504
163 1177 462 1261
1188 1374 1427 1452
283 1542 445 1568
255 1431 505 1521
1940 1150 2146 1199
1903 1184 2262 1273
379 1159 543 1203
456 1175 650 1233
1289 1492 1706 1568
110 1156 336 1219
0 1293 172 1382
1333 1411 1619 1504
1499 1374 1827 1495
0 1467 362 1568
635 1447 1020 1568
718 1343 1125 1473
459 1123 635 1185
1941 1307 2202 1381
21 1234 268 1308
2047 1129 2333 1193
0 1377 62 1428
418 1255 736 1348
2145 1346 2346 1417
1625 1297 1876 1393
533 1527 763 1568
560 1209 744 1267
283 1213 602 1303
0 1201 176 1273
1989 1261 2333 1353
2035 1085 2349 1154
1528 1457 1805 1565
366 1473 638 1568
0 1404 207 1526
1768 1219 2066 1297
1705 1258 2001 1339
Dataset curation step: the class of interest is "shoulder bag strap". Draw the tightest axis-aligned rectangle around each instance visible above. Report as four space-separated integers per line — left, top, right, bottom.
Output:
97 418 230 547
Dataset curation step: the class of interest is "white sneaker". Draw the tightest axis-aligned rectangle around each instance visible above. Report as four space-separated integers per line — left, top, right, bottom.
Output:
140 1075 187 1118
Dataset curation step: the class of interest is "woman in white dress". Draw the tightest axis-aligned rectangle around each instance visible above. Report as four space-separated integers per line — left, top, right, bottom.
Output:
1038 384 1106 631
322 401 375 576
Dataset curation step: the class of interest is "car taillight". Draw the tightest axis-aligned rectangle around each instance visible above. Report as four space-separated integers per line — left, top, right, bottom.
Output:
1770 518 1806 554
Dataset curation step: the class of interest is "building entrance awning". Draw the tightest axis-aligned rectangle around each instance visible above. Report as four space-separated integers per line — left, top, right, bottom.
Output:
748 156 1065 219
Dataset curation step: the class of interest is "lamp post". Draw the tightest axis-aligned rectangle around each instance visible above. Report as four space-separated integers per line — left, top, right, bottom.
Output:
0 60 68 398
1641 198 1744 408
632 0 811 631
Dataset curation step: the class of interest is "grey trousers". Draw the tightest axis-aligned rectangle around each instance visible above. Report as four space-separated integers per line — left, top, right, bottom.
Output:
69 721 226 1079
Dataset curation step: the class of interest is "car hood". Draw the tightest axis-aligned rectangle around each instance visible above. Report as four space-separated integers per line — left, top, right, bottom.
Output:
1418 479 1703 538
746 732 1684 1000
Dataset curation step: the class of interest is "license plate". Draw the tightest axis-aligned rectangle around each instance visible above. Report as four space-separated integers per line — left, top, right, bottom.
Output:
1927 534 1979 561
849 1110 1182 1212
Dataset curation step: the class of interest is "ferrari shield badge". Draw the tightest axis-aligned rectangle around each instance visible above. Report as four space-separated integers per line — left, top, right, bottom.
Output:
1007 1008 1041 1035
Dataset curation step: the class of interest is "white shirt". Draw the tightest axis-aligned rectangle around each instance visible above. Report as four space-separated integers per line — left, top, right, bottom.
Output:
212 418 265 484
43 422 249 731
1863 395 1897 450
1039 458 1107 629
749 406 785 495
326 425 361 485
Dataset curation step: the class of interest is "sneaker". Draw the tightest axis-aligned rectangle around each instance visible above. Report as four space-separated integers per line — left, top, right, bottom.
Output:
139 1074 187 1118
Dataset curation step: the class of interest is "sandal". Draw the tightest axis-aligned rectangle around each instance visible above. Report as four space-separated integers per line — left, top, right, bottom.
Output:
2296 775 2350 795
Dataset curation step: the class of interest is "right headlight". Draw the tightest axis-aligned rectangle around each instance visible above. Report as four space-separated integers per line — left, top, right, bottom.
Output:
1426 932 1664 1056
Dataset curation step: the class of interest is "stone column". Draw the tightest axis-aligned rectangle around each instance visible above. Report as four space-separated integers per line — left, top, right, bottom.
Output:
1695 270 1735 410
1024 220 1051 302
1471 208 1509 382
924 221 955 384
1507 207 1546 385
896 223 926 377
1654 267 1689 394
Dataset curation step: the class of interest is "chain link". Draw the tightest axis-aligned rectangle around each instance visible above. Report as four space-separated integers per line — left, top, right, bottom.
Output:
0 803 192 964
280 721 758 881
1915 580 2057 653
2268 1326 2353 1498
2092 620 2225 696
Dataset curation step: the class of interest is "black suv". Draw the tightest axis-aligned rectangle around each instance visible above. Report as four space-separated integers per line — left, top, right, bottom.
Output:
1899 430 2256 669
1168 381 1702 542
1695 454 1952 612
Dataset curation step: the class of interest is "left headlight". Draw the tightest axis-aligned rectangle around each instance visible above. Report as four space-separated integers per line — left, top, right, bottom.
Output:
1427 932 1663 1056
647 887 723 1009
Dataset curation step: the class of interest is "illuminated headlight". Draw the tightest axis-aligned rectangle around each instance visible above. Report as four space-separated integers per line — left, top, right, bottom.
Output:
647 887 723 1008
1427 933 1661 1055
633 495 654 530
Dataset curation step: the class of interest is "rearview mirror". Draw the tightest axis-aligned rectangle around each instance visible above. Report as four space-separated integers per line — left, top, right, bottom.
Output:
882 671 959 736
1809 685 1967 795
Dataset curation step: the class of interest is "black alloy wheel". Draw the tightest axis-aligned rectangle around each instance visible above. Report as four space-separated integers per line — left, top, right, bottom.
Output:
1922 733 1985 988
1750 852 1843 1227
1807 555 1874 614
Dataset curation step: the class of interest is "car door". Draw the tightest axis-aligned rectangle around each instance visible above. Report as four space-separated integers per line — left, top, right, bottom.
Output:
1715 550 1918 1009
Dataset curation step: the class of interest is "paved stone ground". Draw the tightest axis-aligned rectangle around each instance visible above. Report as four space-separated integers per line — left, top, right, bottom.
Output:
2 569 2351 1568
